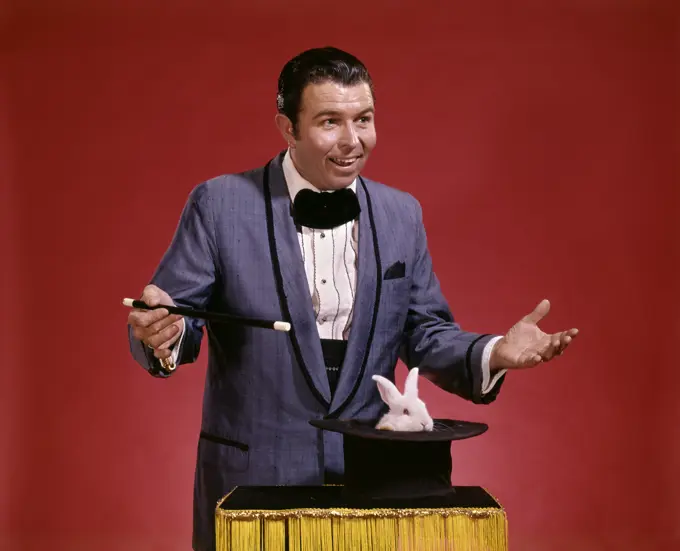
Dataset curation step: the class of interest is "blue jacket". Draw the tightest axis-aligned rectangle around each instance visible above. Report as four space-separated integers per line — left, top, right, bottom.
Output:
128 151 504 550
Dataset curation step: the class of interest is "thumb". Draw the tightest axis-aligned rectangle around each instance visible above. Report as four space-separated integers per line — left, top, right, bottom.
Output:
523 299 550 325
141 284 162 307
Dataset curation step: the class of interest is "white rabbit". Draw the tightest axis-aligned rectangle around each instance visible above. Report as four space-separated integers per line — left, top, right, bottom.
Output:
372 368 434 432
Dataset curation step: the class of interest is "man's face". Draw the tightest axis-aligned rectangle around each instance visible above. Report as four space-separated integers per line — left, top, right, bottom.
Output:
287 80 376 191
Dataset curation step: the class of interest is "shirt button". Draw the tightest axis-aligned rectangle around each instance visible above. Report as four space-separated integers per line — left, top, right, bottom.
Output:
321 279 327 284
320 232 326 238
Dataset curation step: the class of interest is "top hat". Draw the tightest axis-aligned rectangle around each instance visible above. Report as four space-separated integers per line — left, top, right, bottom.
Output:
310 416 488 506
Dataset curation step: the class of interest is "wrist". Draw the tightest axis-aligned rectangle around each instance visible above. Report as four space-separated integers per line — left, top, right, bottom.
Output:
489 337 507 371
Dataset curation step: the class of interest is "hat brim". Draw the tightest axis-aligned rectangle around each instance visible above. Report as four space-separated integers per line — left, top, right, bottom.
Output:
310 418 487 442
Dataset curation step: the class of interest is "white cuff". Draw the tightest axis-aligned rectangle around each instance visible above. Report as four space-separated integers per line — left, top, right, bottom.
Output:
481 336 506 395
169 318 186 365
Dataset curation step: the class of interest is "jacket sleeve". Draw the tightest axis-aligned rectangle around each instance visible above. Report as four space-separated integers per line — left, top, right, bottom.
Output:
398 197 505 404
128 183 220 378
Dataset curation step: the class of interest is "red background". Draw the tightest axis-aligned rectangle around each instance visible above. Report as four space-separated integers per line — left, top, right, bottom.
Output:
2 1 678 550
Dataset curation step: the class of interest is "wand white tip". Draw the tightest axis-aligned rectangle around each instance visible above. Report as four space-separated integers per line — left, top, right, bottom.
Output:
274 321 291 332
122 298 135 307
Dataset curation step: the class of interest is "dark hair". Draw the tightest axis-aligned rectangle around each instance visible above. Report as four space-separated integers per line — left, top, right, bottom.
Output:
277 46 374 134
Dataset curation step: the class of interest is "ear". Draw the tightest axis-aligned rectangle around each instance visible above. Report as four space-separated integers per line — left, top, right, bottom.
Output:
404 367 420 399
274 113 296 148
372 375 402 407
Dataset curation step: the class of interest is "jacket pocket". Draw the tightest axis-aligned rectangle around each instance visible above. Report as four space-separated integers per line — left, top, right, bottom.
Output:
198 431 250 472
200 430 249 451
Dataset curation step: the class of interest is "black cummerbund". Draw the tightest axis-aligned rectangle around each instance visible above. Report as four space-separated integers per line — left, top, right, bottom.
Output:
320 338 347 396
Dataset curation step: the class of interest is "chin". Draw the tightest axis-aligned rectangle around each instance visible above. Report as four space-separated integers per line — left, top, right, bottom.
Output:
326 169 363 190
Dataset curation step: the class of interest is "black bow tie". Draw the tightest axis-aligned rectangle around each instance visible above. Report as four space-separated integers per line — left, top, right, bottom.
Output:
291 187 361 229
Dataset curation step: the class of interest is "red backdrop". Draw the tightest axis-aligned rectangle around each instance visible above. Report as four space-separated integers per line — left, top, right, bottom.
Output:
2 1 678 550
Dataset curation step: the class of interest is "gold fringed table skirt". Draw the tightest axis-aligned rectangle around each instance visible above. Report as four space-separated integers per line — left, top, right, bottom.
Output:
215 486 508 551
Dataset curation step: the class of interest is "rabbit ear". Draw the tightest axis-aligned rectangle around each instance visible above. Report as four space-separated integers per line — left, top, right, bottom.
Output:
372 375 402 407
404 367 420 399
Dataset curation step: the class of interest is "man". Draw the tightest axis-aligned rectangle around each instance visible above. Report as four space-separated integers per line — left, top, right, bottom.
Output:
127 47 578 551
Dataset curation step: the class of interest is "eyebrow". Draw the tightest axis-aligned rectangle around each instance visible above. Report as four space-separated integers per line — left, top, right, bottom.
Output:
313 107 375 120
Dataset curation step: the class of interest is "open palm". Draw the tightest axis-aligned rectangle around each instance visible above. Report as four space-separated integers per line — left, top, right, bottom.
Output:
491 299 579 370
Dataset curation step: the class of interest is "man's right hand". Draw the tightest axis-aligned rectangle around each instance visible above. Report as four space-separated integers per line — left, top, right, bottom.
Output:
128 284 184 360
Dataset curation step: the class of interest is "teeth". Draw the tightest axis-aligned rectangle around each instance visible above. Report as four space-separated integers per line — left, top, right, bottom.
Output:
330 157 358 167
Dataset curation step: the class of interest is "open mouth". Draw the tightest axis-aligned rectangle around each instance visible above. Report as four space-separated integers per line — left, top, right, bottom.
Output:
329 156 361 168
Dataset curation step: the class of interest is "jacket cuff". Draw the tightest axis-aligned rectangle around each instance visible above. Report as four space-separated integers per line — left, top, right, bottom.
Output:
467 334 503 404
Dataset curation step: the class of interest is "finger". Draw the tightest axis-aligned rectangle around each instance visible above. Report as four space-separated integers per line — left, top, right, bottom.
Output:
536 336 553 356
558 335 575 355
154 347 172 360
146 326 181 350
522 299 551 325
131 325 146 341
129 314 154 341
128 307 171 329
156 320 184 349
540 348 556 361
559 329 577 348
552 333 562 349
555 328 578 341
526 354 543 366
146 322 182 349
518 351 543 367
556 330 572 348
539 336 561 361
147 313 183 336
145 319 182 350
555 338 568 355
557 328 578 345
129 311 173 342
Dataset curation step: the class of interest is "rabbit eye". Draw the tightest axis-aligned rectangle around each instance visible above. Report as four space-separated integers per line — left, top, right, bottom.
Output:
403 408 410 416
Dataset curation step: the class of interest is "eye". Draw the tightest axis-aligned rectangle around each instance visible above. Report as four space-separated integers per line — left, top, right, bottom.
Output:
322 118 337 128
403 408 410 416
358 115 372 124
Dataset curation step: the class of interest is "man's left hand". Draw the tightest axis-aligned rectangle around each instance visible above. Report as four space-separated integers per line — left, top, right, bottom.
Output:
490 299 578 370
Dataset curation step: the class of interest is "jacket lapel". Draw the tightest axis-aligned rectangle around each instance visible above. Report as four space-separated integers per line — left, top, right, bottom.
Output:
329 178 381 415
265 153 331 407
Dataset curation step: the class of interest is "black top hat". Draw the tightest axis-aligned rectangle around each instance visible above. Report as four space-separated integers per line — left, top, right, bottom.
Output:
310 417 488 506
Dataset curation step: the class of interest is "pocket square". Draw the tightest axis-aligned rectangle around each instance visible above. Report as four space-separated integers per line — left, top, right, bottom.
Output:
383 261 406 280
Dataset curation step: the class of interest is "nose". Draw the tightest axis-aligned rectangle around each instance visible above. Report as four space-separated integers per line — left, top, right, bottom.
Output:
338 122 359 149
